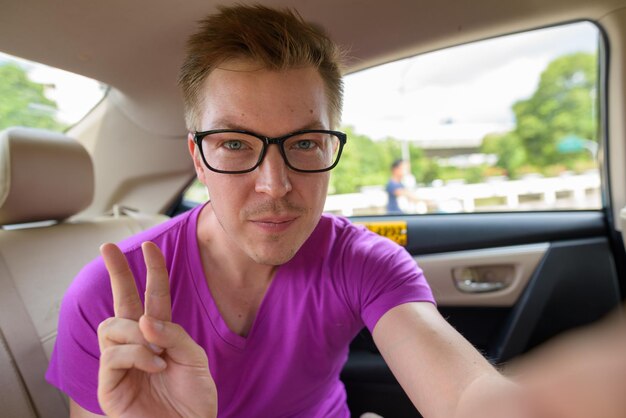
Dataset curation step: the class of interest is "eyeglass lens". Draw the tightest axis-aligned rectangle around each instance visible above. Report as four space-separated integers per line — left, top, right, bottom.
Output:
200 131 341 172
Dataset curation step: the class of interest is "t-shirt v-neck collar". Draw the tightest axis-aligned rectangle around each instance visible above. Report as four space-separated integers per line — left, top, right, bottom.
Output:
185 203 287 350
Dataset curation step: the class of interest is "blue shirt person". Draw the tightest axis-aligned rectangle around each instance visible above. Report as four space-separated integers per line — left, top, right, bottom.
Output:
386 159 409 214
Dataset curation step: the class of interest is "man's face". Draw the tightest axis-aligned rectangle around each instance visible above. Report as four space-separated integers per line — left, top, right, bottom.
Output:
189 60 332 266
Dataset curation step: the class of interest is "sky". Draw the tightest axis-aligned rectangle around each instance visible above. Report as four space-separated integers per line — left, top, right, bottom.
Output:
1 21 598 131
341 21 599 141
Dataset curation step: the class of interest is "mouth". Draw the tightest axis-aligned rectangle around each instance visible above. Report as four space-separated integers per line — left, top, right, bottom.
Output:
249 216 298 233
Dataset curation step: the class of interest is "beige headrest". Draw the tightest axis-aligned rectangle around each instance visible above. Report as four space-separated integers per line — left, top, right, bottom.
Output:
0 127 94 225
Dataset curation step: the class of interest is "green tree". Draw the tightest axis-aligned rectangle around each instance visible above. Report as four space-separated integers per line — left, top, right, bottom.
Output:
0 62 65 131
481 131 527 179
513 52 597 167
330 127 391 194
330 127 434 194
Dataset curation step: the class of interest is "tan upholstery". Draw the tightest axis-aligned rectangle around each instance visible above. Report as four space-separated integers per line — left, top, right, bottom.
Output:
0 330 36 418
0 127 93 225
0 128 169 417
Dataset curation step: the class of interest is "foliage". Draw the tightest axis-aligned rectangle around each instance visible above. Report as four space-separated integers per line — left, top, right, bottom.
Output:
407 143 428 183
0 62 66 131
480 51 597 178
330 127 387 194
417 157 441 185
330 126 431 194
481 132 527 179
512 52 597 168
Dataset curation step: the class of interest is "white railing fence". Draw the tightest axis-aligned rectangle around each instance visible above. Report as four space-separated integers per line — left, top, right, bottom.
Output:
324 172 601 216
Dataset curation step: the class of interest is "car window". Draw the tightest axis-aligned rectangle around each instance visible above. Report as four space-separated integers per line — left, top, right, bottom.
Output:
331 21 601 216
180 22 601 216
0 52 106 132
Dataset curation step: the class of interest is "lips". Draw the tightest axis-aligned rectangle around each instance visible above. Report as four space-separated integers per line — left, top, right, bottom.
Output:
249 215 298 233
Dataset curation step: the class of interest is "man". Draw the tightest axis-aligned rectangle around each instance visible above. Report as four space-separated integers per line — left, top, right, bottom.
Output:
386 159 409 214
46 5 525 417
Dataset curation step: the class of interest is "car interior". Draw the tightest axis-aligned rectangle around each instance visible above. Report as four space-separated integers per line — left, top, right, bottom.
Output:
1 0 625 417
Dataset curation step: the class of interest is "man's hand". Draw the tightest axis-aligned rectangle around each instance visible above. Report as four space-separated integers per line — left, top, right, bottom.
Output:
96 241 217 418
506 308 626 418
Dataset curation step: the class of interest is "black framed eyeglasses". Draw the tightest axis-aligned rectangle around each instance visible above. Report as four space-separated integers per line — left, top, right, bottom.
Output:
193 129 347 174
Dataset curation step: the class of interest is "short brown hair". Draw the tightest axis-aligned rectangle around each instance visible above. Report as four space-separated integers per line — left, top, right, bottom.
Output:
178 4 345 130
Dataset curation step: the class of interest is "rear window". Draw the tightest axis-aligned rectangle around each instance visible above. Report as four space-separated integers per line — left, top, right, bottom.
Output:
0 52 106 132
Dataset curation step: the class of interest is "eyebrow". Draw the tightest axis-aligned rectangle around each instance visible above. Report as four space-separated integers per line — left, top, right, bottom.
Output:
207 119 329 134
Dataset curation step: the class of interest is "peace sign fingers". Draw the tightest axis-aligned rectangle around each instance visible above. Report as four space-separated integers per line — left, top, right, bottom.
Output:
100 241 172 322
141 241 172 322
97 241 217 418
100 242 143 320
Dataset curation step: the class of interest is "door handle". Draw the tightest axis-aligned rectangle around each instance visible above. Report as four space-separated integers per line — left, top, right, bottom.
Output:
452 265 514 293
455 279 506 293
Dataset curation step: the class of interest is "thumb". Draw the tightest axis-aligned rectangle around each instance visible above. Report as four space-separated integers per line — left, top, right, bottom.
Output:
139 315 208 368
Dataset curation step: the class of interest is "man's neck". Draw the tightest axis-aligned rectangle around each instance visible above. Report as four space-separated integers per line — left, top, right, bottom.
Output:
196 203 277 287
194 203 277 337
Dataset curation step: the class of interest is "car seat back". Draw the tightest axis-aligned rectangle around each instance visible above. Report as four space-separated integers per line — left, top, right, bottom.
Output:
0 127 169 417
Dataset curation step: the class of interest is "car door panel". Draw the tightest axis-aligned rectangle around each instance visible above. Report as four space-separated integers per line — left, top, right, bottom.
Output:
418 242 548 307
342 210 622 417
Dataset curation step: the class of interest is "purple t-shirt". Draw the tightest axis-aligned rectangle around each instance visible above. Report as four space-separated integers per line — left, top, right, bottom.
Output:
46 204 434 417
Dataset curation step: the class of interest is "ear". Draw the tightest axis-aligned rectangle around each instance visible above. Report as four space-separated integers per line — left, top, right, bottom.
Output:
188 133 207 184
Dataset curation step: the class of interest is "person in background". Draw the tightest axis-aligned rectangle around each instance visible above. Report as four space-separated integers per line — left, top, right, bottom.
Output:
386 159 410 214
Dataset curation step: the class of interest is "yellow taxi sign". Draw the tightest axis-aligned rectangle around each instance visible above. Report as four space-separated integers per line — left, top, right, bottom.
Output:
356 221 408 246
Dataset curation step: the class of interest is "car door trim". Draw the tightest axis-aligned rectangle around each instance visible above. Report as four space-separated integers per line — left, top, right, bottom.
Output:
416 243 549 307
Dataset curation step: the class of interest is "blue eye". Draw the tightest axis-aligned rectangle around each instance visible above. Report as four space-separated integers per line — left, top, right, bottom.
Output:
223 140 244 150
294 140 315 150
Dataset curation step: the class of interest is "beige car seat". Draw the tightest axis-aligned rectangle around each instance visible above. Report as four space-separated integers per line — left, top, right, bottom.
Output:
0 127 169 418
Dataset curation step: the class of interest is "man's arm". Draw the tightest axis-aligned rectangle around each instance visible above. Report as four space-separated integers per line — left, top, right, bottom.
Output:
372 302 530 418
393 186 406 197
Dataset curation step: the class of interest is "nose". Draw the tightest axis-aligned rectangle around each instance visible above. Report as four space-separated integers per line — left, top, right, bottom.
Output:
254 145 292 198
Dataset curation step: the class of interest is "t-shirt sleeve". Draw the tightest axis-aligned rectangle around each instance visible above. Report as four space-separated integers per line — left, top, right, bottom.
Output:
45 258 115 415
342 226 435 333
